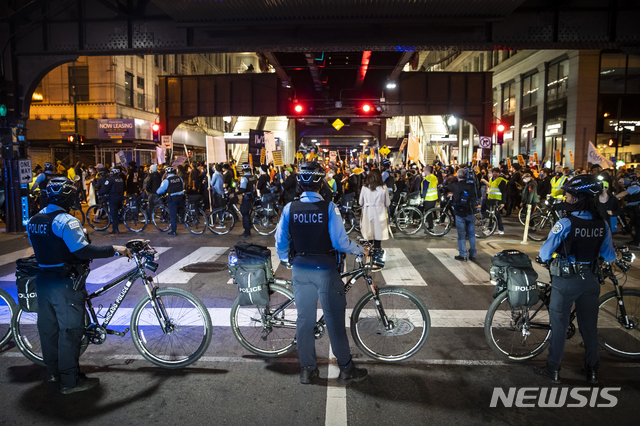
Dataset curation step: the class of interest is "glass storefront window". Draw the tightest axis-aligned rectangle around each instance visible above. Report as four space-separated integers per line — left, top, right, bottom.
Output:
600 53 626 93
521 73 539 109
547 60 569 102
502 81 516 115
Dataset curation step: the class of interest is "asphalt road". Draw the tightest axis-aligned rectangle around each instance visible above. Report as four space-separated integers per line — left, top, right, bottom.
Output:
0 215 639 426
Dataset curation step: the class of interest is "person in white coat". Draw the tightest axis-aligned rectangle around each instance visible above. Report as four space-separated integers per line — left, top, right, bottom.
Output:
359 169 390 249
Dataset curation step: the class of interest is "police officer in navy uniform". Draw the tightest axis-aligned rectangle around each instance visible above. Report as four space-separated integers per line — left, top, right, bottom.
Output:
32 162 57 208
535 174 616 384
27 177 130 394
275 162 369 385
157 165 185 236
99 167 125 234
237 162 257 237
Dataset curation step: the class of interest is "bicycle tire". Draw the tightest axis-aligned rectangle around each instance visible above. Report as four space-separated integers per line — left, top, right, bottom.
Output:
597 288 640 359
123 208 148 232
230 284 297 357
527 213 553 242
343 211 356 234
130 287 212 369
69 207 86 226
86 205 111 231
184 208 209 235
423 208 452 237
0 288 16 348
251 208 280 236
208 209 235 235
11 307 90 366
396 207 423 235
351 287 430 362
484 290 551 361
152 206 171 232
474 212 497 239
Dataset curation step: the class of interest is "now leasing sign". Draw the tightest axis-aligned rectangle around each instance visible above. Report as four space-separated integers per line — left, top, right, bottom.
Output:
98 119 135 140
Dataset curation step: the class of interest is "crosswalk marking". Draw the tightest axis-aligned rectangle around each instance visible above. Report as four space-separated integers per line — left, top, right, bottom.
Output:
0 248 33 268
87 247 172 285
380 248 427 286
155 247 228 284
429 248 491 285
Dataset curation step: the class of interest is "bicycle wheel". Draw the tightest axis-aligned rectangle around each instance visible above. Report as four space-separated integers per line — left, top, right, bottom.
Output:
11 307 90 366
343 211 356 234
208 208 235 235
230 284 297 357
152 206 171 232
0 288 16 348
185 208 209 235
123 208 148 232
130 288 212 369
69 207 86 226
527 213 553 242
351 287 430 362
396 207 423 235
423 208 452 237
251 208 280 236
475 212 497 239
484 290 551 361
597 289 640 359
86 205 110 231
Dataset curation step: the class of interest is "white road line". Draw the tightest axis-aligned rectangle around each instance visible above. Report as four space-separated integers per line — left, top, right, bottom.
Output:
156 247 228 284
326 344 347 426
87 247 172 285
380 248 427 286
428 248 491 285
0 247 33 269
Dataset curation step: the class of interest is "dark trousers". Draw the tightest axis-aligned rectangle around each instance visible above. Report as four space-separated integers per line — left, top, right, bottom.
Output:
168 194 185 233
422 200 436 228
626 205 640 244
547 271 601 370
484 199 504 232
292 256 353 370
109 196 123 232
36 273 86 387
505 193 520 216
146 193 160 220
240 196 252 234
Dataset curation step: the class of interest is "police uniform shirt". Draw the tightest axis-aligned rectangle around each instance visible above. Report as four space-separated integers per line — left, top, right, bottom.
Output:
239 173 256 195
33 172 53 190
27 205 89 268
157 173 184 196
101 174 125 196
275 192 364 262
539 211 616 263
625 184 640 206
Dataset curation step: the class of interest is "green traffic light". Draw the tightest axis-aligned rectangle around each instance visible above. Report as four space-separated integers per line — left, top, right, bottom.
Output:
0 104 6 117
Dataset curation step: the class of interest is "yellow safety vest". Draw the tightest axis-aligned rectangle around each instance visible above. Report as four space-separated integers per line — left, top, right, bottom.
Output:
422 175 438 201
487 177 507 201
550 175 567 199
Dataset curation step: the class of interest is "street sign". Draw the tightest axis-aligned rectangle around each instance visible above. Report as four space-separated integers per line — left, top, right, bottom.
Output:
272 150 284 166
332 119 345 131
18 159 32 184
479 136 492 149
379 145 390 156
295 152 303 160
161 135 172 150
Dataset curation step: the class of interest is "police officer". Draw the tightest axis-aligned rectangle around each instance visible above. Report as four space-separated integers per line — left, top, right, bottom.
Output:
275 162 368 385
237 162 257 237
615 173 640 247
32 162 57 208
156 166 185 236
535 174 616 384
27 177 130 394
99 167 125 234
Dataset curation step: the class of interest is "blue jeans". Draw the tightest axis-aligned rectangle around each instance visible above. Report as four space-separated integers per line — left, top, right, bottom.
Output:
455 214 477 258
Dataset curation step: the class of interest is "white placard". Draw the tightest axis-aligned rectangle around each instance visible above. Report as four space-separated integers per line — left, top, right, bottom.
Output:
18 159 32 184
161 135 172 150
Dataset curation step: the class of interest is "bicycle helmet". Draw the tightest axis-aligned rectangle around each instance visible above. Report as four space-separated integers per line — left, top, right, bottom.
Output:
382 159 391 169
296 161 325 191
618 173 636 189
43 162 54 174
561 174 602 197
164 166 174 174
46 177 77 209
241 162 252 171
110 167 120 175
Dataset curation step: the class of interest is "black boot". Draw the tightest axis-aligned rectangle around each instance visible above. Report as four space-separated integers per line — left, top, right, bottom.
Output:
299 367 319 384
337 364 368 385
533 365 561 384
583 366 598 384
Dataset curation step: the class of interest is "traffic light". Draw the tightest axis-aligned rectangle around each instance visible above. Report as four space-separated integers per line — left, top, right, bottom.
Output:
291 99 306 115
152 123 160 142
68 134 75 143
361 103 372 114
496 123 505 145
67 133 83 143
622 128 631 147
608 138 617 148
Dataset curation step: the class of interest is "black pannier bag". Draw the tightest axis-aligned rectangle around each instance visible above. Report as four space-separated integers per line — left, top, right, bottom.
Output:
16 255 40 312
260 193 277 217
128 194 141 214
187 195 203 215
230 242 273 306
490 250 539 306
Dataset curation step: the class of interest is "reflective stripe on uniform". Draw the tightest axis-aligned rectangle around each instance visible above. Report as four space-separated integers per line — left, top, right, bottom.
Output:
550 176 567 199
423 175 438 201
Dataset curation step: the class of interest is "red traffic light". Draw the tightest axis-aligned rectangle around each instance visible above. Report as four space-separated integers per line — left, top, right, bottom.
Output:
608 138 617 147
67 135 74 143
294 104 304 113
361 103 372 113
152 123 160 132
497 124 505 132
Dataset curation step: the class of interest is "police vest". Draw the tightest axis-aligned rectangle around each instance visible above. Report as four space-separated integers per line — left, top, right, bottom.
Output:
167 175 184 194
242 175 257 198
422 175 438 201
550 175 567 199
487 177 507 201
288 200 334 256
559 216 606 263
27 211 78 267
108 176 125 197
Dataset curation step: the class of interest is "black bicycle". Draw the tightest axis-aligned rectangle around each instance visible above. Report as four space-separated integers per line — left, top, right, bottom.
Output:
230 241 430 362
423 194 454 237
484 247 640 361
11 239 213 368
87 196 148 232
0 287 16 348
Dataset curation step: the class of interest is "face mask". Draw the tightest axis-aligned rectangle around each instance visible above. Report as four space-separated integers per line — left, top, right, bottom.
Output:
523 178 530 183
422 171 427 177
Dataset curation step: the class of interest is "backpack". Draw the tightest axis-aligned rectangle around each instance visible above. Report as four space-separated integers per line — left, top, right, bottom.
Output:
490 250 539 306
16 255 40 312
454 183 473 215
229 242 273 306
260 193 277 217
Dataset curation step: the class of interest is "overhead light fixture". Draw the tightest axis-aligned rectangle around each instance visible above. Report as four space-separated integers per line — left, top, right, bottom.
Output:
311 139 317 142
447 116 457 126
386 82 397 89
363 139 369 142
359 143 365 146
315 142 321 145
